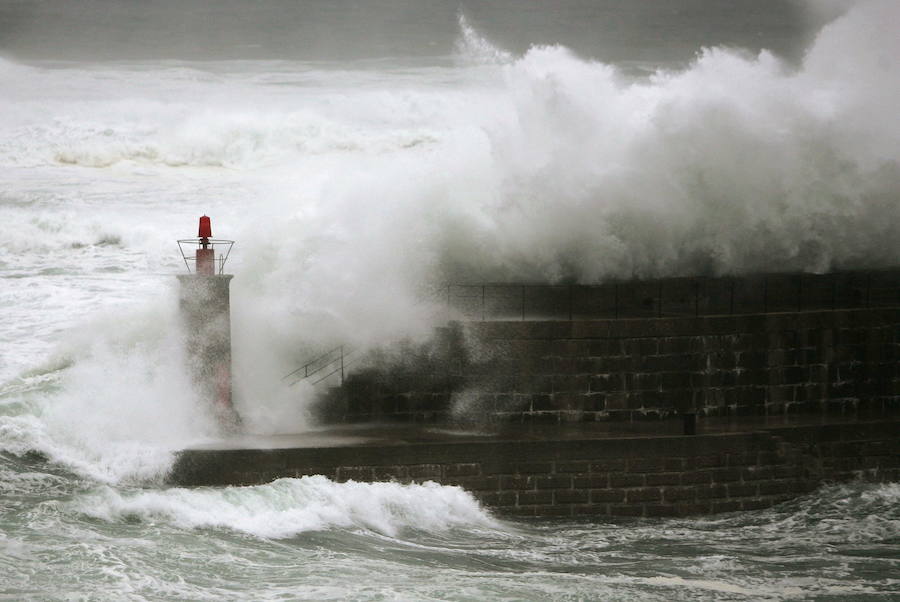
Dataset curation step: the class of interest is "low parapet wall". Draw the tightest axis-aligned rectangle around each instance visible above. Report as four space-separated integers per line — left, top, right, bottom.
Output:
170 420 900 517
446 270 900 321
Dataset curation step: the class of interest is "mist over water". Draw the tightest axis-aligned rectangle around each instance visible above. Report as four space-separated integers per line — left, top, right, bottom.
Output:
1 0 899 598
1 0 813 64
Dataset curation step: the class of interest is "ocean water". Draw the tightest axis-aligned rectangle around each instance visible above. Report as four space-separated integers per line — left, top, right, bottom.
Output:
1 0 899 598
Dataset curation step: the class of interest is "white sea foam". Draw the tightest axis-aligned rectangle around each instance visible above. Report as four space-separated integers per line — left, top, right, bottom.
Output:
73 476 499 538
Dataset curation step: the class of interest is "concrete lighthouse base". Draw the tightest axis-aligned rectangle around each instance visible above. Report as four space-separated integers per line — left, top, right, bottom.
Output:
177 274 241 431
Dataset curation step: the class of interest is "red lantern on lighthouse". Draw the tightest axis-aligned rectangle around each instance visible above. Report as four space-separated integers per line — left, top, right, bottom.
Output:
198 215 212 239
177 215 234 276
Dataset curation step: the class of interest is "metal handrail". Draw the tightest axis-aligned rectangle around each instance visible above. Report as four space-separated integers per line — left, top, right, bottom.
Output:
177 238 235 275
283 345 356 387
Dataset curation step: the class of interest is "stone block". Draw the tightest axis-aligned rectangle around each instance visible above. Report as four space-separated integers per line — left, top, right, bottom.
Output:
450 476 500 492
444 463 480 477
712 500 743 513
609 505 645 517
664 458 685 471
605 393 628 410
531 394 555 411
518 490 553 505
644 504 679 517
589 374 616 393
680 471 712 485
741 465 775 481
626 487 662 502
758 479 799 496
588 489 625 504
478 491 518 507
555 489 590 504
499 475 532 490
504 506 536 517
645 472 682 486
660 372 692 389
694 484 728 500
712 467 743 483
373 466 408 481
573 504 611 516
741 498 775 511
591 458 626 473
337 466 374 481
627 457 666 473
581 393 606 412
514 462 553 475
570 321 612 339
693 454 725 469
532 505 575 517
535 475 573 490
609 473 645 488
662 486 696 502
675 502 713 515
556 461 590 473
727 483 758 498
574 474 610 489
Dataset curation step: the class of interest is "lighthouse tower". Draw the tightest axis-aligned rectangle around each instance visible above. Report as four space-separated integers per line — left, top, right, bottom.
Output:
177 216 240 430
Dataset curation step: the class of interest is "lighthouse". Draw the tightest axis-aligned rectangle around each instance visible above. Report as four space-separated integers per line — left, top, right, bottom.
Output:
177 216 240 431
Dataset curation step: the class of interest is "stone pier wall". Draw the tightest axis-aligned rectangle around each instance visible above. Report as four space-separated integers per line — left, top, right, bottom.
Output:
330 307 900 424
170 420 900 517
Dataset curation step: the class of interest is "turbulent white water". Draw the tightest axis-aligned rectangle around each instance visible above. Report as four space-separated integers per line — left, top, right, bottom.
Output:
1 1 899 598
74 476 499 538
1 464 898 599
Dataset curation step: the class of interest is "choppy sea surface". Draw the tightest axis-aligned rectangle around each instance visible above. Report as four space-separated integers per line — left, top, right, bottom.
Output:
2 0 899 598
0 456 900 600
1 458 898 600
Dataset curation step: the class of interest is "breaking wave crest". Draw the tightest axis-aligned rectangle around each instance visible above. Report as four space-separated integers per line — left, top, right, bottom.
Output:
73 476 499 538
51 113 439 169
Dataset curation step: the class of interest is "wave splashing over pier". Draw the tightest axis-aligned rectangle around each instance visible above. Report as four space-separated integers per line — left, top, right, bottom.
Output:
0 0 898 598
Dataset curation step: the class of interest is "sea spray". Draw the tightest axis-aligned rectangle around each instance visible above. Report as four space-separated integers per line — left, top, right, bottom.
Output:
453 0 900 282
454 14 513 66
0 302 222 484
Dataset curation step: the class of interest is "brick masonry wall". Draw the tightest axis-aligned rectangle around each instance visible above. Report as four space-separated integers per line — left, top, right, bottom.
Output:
461 308 900 423
331 307 900 423
170 421 900 517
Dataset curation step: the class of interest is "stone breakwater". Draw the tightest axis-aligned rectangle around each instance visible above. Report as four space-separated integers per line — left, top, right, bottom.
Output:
170 270 899 517
170 420 899 517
